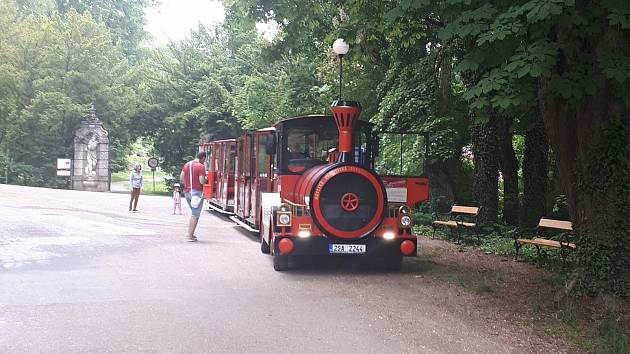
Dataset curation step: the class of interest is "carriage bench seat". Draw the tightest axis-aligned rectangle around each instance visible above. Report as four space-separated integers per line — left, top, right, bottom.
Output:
431 205 480 244
513 218 575 263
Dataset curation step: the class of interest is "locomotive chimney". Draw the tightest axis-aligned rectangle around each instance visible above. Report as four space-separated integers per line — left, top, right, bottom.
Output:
330 100 361 163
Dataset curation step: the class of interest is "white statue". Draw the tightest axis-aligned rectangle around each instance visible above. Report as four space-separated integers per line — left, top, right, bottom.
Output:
85 134 99 177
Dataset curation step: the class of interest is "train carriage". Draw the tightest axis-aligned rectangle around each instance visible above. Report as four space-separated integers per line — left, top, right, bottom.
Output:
201 139 237 212
201 101 429 271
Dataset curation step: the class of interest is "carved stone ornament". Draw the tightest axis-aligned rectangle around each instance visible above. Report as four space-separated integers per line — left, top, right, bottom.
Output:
72 104 110 192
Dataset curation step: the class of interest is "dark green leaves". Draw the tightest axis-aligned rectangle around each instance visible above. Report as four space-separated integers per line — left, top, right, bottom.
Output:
439 4 497 41
521 0 574 23
505 40 558 78
599 51 630 83
602 0 630 29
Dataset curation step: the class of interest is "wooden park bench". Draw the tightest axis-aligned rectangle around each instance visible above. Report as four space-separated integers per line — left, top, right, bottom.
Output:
431 205 480 244
513 218 576 263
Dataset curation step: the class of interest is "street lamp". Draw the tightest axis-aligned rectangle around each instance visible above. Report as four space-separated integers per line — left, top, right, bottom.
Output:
332 38 349 99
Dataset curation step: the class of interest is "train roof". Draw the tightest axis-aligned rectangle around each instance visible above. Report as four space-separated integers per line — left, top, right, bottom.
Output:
275 114 374 126
200 138 237 146
256 127 276 132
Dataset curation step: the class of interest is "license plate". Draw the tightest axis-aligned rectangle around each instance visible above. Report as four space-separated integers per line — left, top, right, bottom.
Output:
329 244 366 254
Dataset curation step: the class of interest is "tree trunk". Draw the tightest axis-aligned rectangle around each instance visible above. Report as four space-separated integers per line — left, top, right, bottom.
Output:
540 92 630 296
428 51 466 205
497 118 519 226
521 114 548 228
471 119 499 225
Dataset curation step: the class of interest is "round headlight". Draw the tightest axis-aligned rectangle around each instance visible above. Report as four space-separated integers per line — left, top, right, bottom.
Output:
278 213 291 225
400 215 412 227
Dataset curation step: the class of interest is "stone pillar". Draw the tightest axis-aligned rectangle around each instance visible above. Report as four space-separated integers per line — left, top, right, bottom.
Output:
72 104 110 192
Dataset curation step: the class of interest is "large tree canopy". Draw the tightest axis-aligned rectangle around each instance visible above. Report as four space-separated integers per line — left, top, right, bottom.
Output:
0 0 140 185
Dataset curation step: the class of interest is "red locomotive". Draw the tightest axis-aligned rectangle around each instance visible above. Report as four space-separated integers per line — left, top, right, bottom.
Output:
200 101 429 271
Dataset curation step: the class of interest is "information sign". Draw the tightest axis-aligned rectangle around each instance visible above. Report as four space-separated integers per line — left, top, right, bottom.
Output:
147 157 159 169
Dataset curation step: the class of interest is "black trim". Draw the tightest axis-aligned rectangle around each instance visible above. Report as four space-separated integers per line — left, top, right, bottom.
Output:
331 100 361 109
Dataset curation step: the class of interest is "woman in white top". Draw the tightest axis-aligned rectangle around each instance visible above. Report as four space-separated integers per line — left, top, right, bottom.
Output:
129 163 143 211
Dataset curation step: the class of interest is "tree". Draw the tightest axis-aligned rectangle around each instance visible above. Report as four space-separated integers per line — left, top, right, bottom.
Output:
521 113 548 228
53 0 156 61
497 117 519 226
135 25 240 175
389 0 630 295
471 119 499 225
0 0 139 185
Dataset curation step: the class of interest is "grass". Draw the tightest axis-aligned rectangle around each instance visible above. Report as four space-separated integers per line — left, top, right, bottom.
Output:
413 217 628 353
405 252 499 295
111 169 171 196
528 298 630 354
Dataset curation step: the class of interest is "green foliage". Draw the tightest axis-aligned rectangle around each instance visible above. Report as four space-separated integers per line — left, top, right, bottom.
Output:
0 0 139 187
435 0 630 110
134 26 240 175
574 118 630 296
53 0 156 61
377 0 630 297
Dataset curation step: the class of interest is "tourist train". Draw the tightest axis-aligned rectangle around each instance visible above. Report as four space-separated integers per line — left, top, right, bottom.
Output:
199 100 429 271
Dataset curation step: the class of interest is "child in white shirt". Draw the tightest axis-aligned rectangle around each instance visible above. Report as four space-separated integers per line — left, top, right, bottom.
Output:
173 183 182 214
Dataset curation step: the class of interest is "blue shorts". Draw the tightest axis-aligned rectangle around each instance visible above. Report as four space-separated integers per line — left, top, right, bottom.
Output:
185 189 204 218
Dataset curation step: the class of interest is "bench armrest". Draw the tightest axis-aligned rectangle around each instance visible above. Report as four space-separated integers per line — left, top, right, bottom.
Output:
431 211 452 222
559 232 573 247
510 227 537 240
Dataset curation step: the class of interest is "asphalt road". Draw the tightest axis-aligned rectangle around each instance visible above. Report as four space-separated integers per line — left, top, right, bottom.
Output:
0 184 527 353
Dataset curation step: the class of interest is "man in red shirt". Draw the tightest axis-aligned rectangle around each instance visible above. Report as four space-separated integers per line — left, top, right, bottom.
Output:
179 151 207 242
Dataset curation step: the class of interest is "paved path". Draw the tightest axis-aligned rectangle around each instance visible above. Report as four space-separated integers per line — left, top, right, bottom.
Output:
0 184 558 353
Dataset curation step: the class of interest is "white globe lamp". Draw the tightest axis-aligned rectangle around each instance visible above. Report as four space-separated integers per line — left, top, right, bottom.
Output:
332 38 349 56
332 38 349 99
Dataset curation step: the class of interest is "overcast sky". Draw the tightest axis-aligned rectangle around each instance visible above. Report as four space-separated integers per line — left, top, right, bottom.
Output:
145 0 225 46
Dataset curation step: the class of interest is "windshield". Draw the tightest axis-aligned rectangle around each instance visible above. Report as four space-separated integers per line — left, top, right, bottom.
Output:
374 132 428 176
279 116 373 174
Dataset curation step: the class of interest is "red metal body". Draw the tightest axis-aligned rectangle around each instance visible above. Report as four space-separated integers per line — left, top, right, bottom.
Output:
200 105 429 271
200 139 237 212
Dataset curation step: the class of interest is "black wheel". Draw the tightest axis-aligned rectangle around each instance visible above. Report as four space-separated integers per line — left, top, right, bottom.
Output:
261 235 270 254
273 255 289 271
384 256 403 271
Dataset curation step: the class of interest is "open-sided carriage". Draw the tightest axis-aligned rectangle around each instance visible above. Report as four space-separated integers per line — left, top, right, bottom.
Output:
201 101 429 271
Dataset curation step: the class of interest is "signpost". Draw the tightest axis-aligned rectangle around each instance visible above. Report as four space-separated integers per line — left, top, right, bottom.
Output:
147 157 159 192
56 158 72 189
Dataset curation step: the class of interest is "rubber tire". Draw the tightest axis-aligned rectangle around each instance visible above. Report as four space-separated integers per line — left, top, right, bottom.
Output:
273 255 289 271
384 256 403 271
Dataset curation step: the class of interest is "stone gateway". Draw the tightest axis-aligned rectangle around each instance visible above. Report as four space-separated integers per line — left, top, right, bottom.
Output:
72 104 110 192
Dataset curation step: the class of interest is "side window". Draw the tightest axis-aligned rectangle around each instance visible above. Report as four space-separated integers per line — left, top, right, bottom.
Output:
212 145 221 172
206 145 213 171
250 136 255 177
229 144 236 174
353 130 369 167
238 139 245 176
222 144 228 175
375 132 427 176
257 135 267 177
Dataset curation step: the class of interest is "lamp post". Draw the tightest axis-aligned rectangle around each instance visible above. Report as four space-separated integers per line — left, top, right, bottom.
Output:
332 38 349 99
